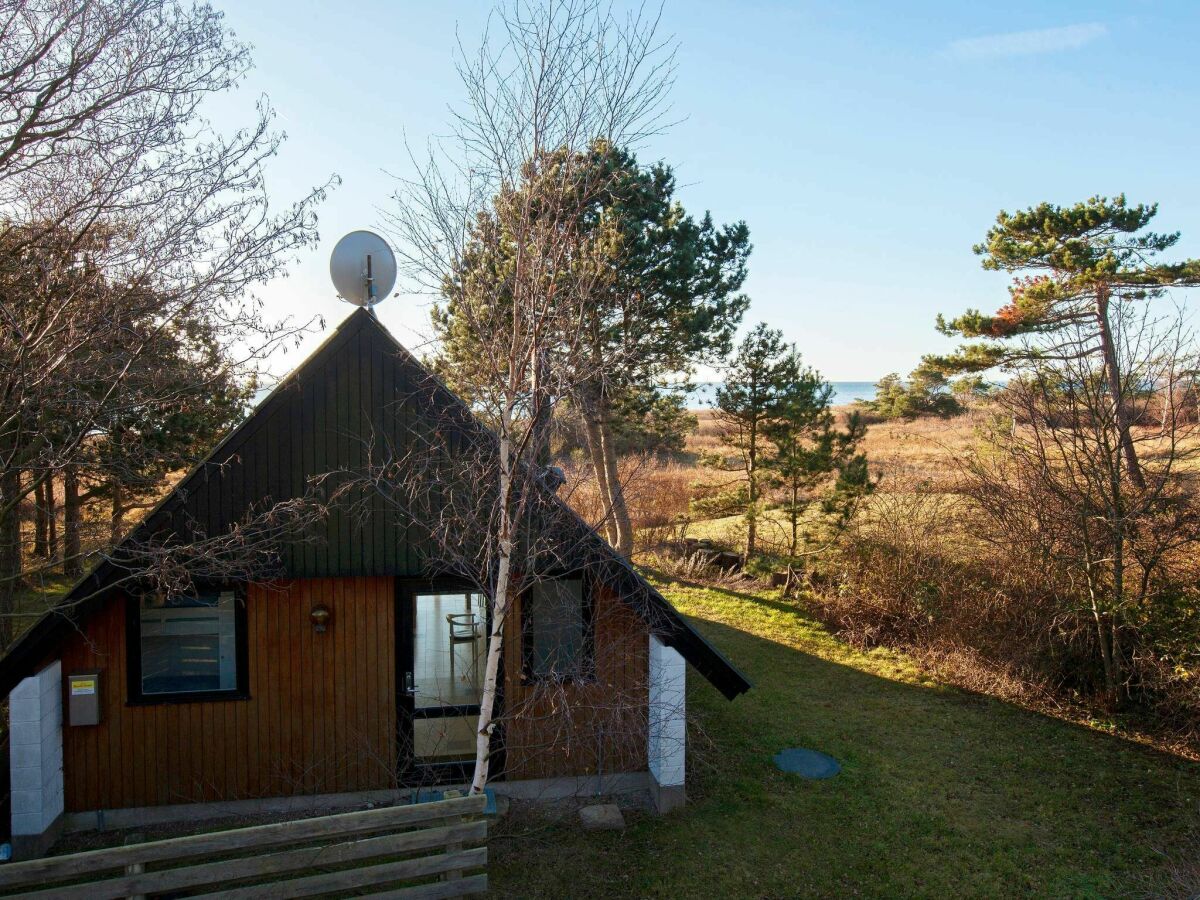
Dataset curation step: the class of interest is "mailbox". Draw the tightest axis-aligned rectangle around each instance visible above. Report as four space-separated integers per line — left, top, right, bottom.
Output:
67 670 101 726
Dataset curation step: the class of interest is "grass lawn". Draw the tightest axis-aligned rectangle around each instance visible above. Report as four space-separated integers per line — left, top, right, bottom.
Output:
489 577 1200 898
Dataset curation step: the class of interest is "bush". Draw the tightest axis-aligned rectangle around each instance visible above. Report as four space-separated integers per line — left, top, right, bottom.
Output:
807 481 1200 749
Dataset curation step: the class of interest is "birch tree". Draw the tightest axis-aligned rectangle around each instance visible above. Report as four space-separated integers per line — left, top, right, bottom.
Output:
384 0 676 794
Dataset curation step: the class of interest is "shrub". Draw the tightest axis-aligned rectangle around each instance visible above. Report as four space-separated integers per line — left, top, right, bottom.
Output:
809 481 1200 748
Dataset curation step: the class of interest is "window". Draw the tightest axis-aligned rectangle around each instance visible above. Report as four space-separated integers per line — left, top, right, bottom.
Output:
129 588 247 702
525 578 592 680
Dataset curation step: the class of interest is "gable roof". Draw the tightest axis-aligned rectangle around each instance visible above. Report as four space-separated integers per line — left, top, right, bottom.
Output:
0 308 750 700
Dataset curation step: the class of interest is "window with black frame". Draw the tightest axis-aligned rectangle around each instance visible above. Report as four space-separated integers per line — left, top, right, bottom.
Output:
132 589 244 700
525 578 592 680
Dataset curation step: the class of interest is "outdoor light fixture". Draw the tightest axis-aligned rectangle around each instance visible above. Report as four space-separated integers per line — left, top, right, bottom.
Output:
310 604 331 633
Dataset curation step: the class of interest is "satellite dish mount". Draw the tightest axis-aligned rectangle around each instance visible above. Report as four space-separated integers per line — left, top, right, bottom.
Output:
329 230 397 314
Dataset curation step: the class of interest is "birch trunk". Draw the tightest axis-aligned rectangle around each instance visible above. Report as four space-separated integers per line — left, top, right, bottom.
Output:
471 423 513 794
33 476 48 558
110 480 125 544
46 472 57 562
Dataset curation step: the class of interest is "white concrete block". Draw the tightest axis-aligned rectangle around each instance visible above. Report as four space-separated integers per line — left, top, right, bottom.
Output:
10 677 36 703
11 813 41 837
8 662 64 847
10 742 41 768
11 790 43 817
10 766 41 793
9 696 39 724
648 634 687 790
9 721 41 748
44 791 63 826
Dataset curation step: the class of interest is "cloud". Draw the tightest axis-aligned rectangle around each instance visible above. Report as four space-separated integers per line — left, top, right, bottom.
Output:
947 22 1107 60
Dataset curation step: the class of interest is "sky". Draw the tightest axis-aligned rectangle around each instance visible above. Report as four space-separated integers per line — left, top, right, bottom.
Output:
207 0 1200 382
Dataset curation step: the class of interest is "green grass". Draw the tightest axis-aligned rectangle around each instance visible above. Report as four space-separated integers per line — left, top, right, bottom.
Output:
12 572 74 633
489 578 1200 898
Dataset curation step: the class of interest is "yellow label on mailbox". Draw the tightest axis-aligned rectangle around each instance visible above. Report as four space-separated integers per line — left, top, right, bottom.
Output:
70 678 96 696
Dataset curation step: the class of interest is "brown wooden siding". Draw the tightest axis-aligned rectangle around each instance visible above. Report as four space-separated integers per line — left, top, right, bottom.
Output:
501 584 649 780
59 578 397 813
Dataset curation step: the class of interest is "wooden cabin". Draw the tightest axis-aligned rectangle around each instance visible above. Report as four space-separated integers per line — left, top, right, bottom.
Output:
0 309 748 857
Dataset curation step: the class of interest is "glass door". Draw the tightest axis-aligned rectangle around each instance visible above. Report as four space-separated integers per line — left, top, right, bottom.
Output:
398 588 488 768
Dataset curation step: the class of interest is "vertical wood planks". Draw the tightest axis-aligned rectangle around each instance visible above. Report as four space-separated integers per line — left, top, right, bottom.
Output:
502 584 650 780
57 578 398 813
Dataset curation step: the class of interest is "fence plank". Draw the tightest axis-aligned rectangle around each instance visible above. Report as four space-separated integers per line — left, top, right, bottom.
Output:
192 846 487 900
361 872 489 898
16 821 487 900
0 795 485 891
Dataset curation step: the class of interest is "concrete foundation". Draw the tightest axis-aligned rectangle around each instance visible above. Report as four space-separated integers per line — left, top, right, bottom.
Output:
648 634 687 811
8 661 64 859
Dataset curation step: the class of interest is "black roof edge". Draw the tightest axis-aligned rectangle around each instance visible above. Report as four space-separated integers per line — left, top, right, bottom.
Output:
0 308 752 701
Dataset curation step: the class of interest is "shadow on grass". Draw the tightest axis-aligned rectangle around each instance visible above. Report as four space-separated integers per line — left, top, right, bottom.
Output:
490 573 1200 898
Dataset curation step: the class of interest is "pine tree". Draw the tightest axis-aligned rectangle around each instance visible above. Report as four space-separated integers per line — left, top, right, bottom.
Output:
435 141 749 555
928 195 1200 487
763 349 871 564
710 324 790 559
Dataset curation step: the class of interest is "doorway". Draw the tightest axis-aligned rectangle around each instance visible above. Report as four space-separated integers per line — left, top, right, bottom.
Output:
397 584 488 771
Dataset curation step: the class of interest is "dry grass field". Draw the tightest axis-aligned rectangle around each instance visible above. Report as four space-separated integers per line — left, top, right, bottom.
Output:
564 406 980 557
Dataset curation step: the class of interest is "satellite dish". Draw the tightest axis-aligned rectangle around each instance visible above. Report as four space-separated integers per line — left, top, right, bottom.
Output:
329 230 396 308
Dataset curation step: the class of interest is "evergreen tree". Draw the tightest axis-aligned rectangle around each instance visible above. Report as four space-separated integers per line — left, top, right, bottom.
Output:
435 141 749 554
763 349 871 561
710 324 790 559
865 365 967 420
928 195 1200 487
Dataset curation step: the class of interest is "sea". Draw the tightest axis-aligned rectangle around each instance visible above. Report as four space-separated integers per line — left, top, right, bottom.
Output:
254 380 880 411
685 381 876 410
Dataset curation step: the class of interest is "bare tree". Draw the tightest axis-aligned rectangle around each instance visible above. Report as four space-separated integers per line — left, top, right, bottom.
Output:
383 0 675 793
962 303 1200 705
0 0 335 643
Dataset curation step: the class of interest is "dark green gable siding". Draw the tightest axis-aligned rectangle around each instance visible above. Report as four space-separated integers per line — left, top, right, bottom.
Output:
155 309 430 578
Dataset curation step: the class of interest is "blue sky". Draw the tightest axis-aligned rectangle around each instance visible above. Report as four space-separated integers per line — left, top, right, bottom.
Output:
210 1 1200 381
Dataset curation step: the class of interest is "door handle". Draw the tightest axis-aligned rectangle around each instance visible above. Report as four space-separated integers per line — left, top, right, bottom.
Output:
404 671 417 695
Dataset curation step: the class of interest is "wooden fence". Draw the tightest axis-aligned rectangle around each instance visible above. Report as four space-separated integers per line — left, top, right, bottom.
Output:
0 793 487 898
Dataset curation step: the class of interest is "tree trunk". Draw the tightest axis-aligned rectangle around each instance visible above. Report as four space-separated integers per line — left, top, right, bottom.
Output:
33 476 48 558
583 417 617 545
1096 286 1145 489
789 481 800 557
470 425 513 795
1090 600 1119 707
46 473 57 563
0 467 23 649
64 465 82 578
110 480 125 544
746 419 759 559
597 418 633 557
